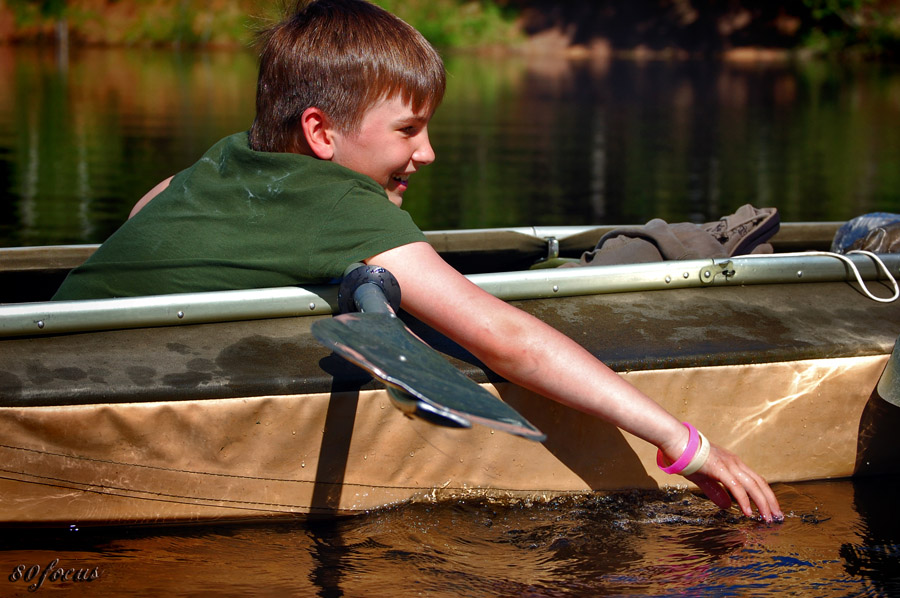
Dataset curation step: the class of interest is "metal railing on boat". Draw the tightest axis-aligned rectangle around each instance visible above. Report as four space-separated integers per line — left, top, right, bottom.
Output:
1 251 898 338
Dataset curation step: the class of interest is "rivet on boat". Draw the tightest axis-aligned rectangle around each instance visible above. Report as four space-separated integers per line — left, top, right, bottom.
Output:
36 320 44 329
704 271 711 279
308 302 316 311
177 311 185 319
683 272 690 279
665 275 672 283
797 271 803 278
552 285 559 293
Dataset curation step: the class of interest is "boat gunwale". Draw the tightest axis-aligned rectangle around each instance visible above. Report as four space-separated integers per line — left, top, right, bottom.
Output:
0 222 843 272
1 251 898 338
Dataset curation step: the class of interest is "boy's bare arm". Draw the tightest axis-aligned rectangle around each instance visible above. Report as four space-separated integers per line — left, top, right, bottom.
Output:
129 176 174 218
367 241 782 522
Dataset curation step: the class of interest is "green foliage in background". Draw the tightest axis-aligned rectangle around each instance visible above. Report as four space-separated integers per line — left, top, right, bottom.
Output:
372 0 522 48
3 0 899 57
5 0 63 27
802 0 900 57
3 0 274 46
2 0 522 48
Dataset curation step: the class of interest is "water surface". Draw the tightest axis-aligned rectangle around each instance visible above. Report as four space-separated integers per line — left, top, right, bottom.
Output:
2 46 900 597
1 46 899 247
3 478 900 596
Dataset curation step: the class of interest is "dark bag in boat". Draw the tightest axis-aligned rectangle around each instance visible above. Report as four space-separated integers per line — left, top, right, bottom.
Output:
574 204 779 266
832 213 900 254
848 222 900 253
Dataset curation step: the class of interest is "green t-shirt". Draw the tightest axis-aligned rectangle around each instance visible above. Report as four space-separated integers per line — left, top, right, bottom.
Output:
52 132 426 300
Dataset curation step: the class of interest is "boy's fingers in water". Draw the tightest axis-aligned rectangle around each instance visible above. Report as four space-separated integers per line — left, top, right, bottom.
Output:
689 447 782 522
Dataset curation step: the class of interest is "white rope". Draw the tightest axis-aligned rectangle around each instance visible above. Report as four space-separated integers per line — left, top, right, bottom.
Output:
738 250 899 303
845 250 900 303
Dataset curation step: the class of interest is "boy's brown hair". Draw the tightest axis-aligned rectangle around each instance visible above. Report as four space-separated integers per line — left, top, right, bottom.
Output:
249 0 446 153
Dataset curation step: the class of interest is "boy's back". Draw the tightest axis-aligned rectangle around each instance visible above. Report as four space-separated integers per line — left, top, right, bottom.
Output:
52 133 424 299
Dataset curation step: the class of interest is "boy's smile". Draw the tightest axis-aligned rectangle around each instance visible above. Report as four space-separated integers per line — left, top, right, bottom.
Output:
328 97 435 207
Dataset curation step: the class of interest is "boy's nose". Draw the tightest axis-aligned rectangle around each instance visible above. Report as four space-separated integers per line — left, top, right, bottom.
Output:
413 129 435 165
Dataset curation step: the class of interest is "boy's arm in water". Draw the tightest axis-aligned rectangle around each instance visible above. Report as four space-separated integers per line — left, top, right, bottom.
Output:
367 240 783 522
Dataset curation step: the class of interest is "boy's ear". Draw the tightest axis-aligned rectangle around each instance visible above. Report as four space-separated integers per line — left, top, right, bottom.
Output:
300 107 336 160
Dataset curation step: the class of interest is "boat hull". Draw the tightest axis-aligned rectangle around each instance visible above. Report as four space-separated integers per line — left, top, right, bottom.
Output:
3 274 899 526
0 354 890 526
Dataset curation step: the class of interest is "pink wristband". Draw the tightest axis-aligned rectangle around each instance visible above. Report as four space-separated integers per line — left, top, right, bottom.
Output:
656 422 700 475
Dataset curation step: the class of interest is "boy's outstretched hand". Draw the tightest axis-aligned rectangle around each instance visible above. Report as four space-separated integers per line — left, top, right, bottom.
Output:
681 442 783 522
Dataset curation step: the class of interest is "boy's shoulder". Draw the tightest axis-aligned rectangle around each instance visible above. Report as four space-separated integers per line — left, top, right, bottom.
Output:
176 132 387 198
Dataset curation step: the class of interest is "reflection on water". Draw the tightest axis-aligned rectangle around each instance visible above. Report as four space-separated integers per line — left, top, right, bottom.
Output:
0 46 258 247
1 46 900 247
2 479 899 596
842 476 900 597
3 46 900 597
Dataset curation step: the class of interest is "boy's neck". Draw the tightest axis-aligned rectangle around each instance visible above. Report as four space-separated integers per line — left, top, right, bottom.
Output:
291 135 318 158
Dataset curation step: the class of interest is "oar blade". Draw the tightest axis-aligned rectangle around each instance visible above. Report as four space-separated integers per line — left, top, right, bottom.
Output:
311 312 546 441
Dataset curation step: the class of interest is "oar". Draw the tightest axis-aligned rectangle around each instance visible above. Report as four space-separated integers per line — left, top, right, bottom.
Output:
311 263 546 441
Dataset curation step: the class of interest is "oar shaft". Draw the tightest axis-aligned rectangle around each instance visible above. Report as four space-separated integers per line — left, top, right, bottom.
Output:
353 282 394 315
339 263 402 315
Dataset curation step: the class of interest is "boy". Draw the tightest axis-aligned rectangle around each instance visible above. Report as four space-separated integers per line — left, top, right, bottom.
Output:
52 0 782 521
